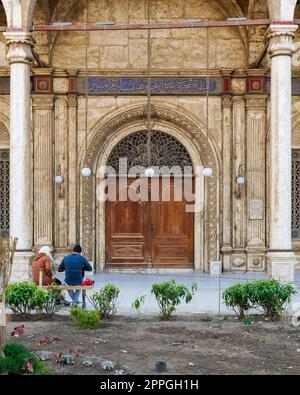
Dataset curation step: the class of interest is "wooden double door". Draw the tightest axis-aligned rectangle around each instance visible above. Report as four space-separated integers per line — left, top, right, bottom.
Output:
106 177 194 269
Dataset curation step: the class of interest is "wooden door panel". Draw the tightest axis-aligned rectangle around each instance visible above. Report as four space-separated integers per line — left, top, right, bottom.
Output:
106 177 194 268
106 178 148 266
111 244 145 260
111 201 144 237
151 178 194 268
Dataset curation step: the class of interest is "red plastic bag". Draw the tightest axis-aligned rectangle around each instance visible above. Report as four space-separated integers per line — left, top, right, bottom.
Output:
81 278 94 286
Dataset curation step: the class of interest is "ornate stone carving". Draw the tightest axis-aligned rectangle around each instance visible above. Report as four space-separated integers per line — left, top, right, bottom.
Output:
246 96 267 261
222 95 232 270
231 254 246 270
81 106 219 268
107 130 193 173
292 149 300 239
32 95 54 247
268 25 298 58
232 97 246 253
3 32 34 65
54 97 68 248
231 78 246 94
0 149 9 238
68 94 78 246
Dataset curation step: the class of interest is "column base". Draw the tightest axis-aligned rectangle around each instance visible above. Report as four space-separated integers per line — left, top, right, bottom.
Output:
10 251 33 283
267 251 296 282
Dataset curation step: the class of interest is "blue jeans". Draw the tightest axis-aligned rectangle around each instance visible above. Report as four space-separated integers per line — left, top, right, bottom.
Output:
67 290 81 305
64 282 81 305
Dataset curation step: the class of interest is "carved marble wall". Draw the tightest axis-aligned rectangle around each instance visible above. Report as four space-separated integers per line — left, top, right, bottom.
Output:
2 0 300 272
2 78 298 272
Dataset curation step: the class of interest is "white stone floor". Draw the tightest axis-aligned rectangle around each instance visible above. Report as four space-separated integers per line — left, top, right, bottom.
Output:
55 271 300 316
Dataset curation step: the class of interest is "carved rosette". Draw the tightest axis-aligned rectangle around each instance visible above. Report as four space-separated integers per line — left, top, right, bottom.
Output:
3 32 34 65
267 25 298 58
81 106 219 268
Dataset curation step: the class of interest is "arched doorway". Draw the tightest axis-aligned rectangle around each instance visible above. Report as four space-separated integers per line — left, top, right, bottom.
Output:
81 105 220 272
105 131 194 269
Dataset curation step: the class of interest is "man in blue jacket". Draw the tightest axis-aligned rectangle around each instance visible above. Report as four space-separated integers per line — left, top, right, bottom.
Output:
58 244 93 306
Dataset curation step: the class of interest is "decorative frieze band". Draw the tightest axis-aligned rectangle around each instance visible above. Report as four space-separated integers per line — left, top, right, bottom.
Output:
2 73 300 95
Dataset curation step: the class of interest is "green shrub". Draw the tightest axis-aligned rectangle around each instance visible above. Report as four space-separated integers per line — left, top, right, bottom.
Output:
70 306 101 329
0 343 48 375
245 279 296 321
223 283 251 319
132 295 146 313
6 282 63 317
223 279 296 321
151 280 197 320
88 283 120 319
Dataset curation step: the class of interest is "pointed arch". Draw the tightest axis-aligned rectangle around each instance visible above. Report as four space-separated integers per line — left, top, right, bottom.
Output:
80 105 220 272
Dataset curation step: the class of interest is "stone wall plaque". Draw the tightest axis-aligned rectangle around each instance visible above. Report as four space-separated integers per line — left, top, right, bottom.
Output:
249 199 263 220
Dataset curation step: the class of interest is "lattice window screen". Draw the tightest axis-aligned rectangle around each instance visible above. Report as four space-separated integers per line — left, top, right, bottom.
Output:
292 149 300 239
106 130 193 174
0 150 9 238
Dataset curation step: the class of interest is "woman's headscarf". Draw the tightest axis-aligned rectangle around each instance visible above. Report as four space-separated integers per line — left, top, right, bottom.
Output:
38 246 56 271
38 246 53 258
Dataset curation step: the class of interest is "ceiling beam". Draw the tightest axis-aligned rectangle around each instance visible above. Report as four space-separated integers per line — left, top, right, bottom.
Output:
1 18 276 32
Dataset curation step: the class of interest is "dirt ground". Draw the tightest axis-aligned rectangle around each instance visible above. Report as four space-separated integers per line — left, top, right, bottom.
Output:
5 315 300 375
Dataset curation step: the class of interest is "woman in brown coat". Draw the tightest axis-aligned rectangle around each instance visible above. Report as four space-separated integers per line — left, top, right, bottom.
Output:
32 246 55 286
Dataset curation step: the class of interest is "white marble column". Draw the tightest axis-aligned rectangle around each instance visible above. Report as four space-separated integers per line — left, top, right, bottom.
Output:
267 24 298 282
4 32 34 281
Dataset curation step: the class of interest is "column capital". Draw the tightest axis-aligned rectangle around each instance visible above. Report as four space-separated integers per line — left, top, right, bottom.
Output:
67 94 78 108
245 95 268 110
267 24 298 58
32 94 54 110
222 95 232 109
3 31 34 65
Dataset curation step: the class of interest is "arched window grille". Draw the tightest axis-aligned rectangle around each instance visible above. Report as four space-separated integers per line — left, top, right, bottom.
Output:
106 130 193 175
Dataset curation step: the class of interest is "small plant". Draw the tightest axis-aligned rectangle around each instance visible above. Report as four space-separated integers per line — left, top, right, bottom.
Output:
100 360 117 370
221 315 229 321
88 283 120 319
223 283 251 319
0 343 49 375
201 315 212 322
244 316 254 325
70 306 101 329
223 279 296 321
5 282 63 317
132 295 146 313
151 280 197 320
56 353 76 365
246 279 296 321
6 282 47 316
